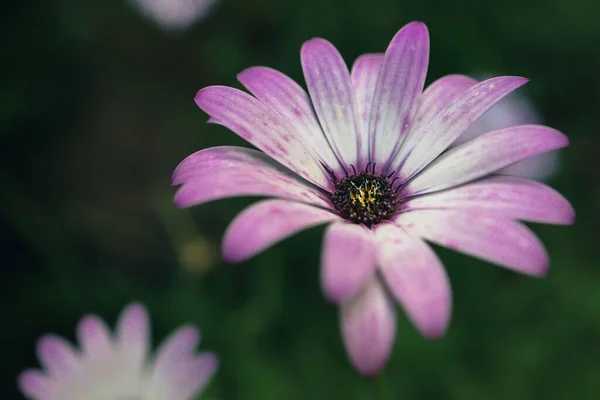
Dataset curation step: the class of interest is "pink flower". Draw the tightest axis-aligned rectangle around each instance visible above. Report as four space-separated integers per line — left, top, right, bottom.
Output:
173 22 574 375
18 303 218 399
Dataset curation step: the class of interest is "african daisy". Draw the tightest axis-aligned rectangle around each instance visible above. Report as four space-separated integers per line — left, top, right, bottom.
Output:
173 21 574 375
18 303 218 399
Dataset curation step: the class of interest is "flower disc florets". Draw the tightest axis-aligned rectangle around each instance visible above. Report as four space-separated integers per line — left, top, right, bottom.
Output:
331 165 399 227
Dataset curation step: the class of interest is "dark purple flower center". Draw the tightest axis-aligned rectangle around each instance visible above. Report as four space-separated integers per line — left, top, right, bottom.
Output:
330 164 399 227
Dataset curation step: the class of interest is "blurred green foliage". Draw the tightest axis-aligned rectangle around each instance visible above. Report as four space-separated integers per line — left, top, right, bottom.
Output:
2 0 600 399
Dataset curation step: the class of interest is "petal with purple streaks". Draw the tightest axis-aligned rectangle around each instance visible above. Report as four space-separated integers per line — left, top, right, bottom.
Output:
301 38 364 170
375 223 451 338
321 222 377 303
398 76 529 180
350 54 384 138
390 74 476 171
341 276 396 376
406 125 569 195
223 199 340 262
405 175 574 225
173 147 331 209
195 86 329 189
396 210 549 276
369 22 429 169
238 67 342 171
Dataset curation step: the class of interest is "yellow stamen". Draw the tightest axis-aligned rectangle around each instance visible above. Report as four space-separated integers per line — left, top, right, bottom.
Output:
349 180 381 212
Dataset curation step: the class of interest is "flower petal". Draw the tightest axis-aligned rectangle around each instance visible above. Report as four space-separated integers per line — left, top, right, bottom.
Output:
76 314 114 359
415 74 478 130
153 325 200 371
237 66 342 171
145 327 217 400
36 335 79 377
405 125 569 195
116 303 150 371
450 89 560 181
389 74 476 172
341 275 396 376
398 76 529 180
223 199 340 263
375 223 451 338
170 353 219 400
145 353 218 400
405 175 574 225
350 53 384 137
173 146 331 209
301 38 364 170
500 151 560 181
396 210 549 276
195 86 329 188
369 22 429 169
321 222 377 303
18 370 55 399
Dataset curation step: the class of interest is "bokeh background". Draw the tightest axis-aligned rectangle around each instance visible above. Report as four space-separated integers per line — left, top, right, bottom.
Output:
2 0 599 398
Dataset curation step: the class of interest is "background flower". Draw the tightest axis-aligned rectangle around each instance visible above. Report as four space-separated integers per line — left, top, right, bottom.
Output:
18 303 218 400
130 0 218 30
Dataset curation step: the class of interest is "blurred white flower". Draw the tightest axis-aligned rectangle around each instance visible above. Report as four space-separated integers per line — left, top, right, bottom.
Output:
454 78 560 181
130 0 218 30
18 303 218 400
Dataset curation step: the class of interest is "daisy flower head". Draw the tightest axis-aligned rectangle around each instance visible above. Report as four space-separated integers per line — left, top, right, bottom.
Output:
18 303 218 400
173 21 574 375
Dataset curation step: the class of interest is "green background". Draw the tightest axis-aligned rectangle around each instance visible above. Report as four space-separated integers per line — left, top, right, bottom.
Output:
2 0 599 398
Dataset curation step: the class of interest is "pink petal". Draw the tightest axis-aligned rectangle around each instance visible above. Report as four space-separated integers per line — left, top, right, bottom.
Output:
301 38 364 171
390 74 476 172
146 353 217 400
369 22 429 169
18 370 55 399
223 199 340 262
237 66 342 172
398 76 529 180
173 146 331 209
500 152 560 181
406 175 574 225
36 335 79 377
321 222 377 303
170 353 219 400
415 74 478 130
195 86 329 189
152 325 200 377
172 145 273 184
452 89 560 181
341 276 396 377
453 85 541 146
76 314 114 359
396 210 549 276
375 223 451 338
350 53 384 140
406 125 569 195
147 327 217 400
115 302 150 368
